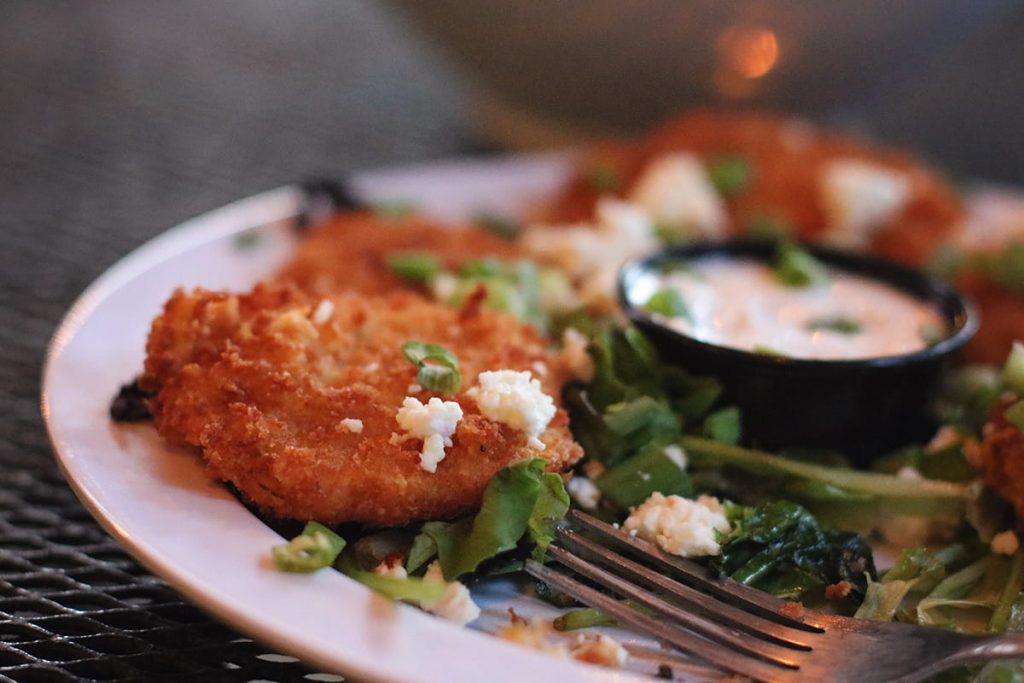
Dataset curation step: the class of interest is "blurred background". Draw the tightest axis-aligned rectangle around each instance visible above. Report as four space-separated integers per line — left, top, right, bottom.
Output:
1 1 1023 680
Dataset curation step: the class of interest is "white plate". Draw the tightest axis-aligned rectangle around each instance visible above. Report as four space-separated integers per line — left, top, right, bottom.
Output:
40 153 683 683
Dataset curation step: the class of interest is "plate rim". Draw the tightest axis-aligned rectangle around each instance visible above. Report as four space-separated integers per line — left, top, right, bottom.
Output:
39 158 646 683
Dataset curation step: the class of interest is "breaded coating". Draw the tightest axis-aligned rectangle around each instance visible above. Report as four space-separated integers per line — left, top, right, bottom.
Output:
276 211 521 296
956 272 1024 365
979 393 1024 524
140 283 582 526
545 111 963 266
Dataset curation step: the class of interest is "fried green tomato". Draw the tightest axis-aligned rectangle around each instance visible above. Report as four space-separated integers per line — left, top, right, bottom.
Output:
546 110 963 267
141 283 582 526
276 211 521 296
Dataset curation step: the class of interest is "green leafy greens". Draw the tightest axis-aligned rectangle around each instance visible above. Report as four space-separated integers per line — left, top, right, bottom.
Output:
712 500 876 604
407 458 569 580
271 522 346 573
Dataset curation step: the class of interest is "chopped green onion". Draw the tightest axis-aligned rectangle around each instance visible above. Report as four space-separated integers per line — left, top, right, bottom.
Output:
585 164 622 192
745 213 793 239
271 522 346 573
703 406 741 444
806 316 863 335
681 436 967 517
774 242 828 288
415 365 460 394
401 341 461 394
642 288 691 320
474 213 519 240
707 155 752 198
389 252 442 282
1004 341 1024 395
458 258 503 278
553 599 652 631
482 279 529 318
596 443 693 508
1006 400 1024 432
553 606 615 631
337 553 446 603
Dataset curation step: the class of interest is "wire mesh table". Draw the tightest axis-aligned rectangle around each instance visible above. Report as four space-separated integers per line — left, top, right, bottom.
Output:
0 2 468 680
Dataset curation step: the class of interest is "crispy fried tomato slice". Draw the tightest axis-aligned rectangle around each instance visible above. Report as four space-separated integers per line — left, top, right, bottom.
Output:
979 393 1024 524
276 211 520 296
545 110 963 266
141 283 582 526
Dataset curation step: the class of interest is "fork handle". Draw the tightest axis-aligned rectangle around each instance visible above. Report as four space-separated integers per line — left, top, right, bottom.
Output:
952 631 1024 666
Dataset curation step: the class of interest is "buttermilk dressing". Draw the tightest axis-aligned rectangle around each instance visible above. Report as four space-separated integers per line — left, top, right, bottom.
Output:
643 257 945 360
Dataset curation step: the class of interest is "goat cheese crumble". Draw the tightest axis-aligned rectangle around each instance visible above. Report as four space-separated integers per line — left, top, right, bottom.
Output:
629 152 727 238
372 558 408 579
394 397 463 473
662 444 687 469
522 198 658 308
338 418 364 434
467 370 555 449
570 634 629 669
820 159 910 248
561 327 595 382
566 477 601 510
311 299 334 325
623 493 731 557
420 561 480 625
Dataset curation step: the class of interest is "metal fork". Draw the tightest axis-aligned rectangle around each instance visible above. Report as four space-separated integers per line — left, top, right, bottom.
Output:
525 510 1024 682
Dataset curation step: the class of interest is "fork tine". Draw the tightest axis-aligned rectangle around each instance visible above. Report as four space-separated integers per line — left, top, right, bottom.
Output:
556 530 815 649
547 544 805 664
570 510 823 632
526 560 795 683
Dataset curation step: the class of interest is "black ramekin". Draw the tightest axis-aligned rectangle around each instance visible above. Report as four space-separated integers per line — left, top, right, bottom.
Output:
618 240 978 465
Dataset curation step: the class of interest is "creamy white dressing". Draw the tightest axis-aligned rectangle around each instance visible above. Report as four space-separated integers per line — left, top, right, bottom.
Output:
643 257 945 360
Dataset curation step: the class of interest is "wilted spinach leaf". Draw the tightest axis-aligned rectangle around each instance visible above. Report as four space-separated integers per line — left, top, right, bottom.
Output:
710 500 876 605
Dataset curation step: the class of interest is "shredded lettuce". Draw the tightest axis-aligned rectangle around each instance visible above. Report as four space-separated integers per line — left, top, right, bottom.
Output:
918 555 1011 631
855 546 958 622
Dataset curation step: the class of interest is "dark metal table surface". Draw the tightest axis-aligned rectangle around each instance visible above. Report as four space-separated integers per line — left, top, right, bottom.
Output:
0 2 469 681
